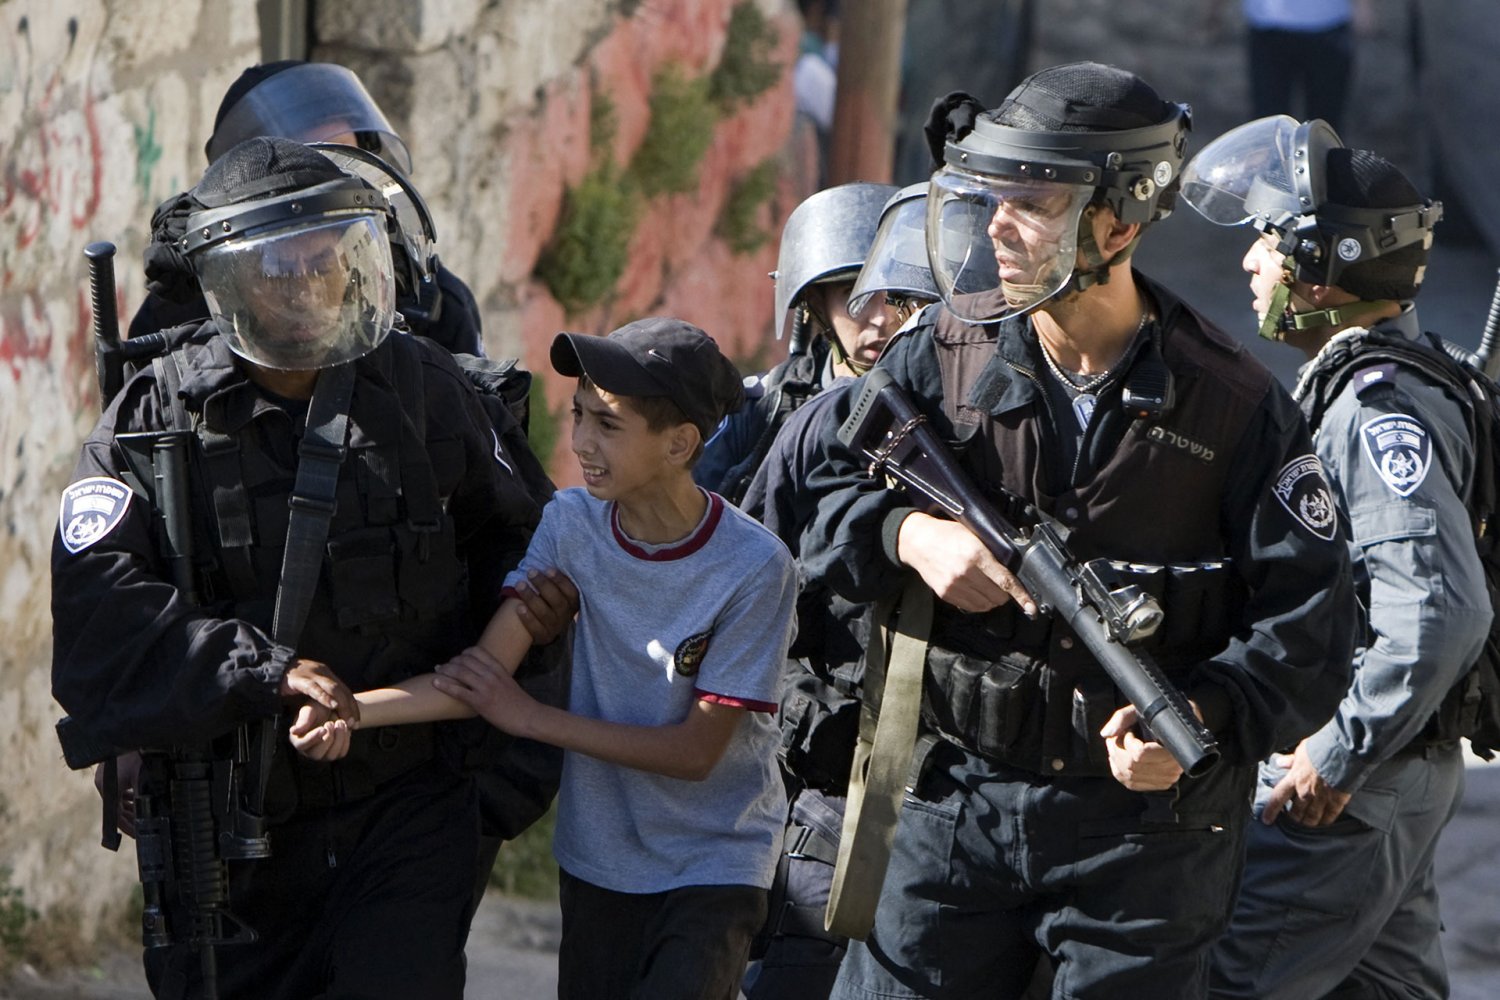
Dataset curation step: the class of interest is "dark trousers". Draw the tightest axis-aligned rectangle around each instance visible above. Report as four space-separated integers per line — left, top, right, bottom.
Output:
1210 744 1465 1000
1247 24 1356 131
831 742 1253 1000
743 787 849 1000
558 870 767 1000
144 759 479 1000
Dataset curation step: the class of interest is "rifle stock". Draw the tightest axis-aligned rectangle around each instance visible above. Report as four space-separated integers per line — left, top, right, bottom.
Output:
839 368 1220 777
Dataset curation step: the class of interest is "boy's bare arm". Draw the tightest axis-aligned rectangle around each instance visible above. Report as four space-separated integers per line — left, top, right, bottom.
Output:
434 647 743 782
299 598 536 737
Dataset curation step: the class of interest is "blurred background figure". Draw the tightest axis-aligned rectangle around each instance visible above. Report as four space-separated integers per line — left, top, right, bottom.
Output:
1242 0 1372 132
794 0 840 184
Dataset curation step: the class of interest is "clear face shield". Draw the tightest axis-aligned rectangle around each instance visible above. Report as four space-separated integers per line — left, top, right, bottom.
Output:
206 64 414 175
194 213 397 371
926 165 1094 323
1179 115 1312 231
848 186 942 321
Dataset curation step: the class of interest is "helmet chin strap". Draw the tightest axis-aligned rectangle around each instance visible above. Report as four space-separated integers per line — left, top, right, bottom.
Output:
1259 270 1397 340
1032 208 1143 307
805 299 870 374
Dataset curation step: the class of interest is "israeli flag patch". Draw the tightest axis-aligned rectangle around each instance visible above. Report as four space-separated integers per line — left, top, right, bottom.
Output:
1360 413 1430 497
1273 455 1338 541
58 477 133 554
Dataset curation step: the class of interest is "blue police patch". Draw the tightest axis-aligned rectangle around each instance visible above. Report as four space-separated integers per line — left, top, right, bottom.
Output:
1360 412 1430 498
1272 455 1338 541
58 477 133 554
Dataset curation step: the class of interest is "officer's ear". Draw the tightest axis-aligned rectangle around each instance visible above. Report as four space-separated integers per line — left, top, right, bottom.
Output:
1302 282 1349 307
1094 206 1141 258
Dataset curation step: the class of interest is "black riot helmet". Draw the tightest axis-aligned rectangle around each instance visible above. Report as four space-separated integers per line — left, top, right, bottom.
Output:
1181 116 1442 338
926 62 1191 323
206 62 414 176
180 137 398 371
771 182 898 348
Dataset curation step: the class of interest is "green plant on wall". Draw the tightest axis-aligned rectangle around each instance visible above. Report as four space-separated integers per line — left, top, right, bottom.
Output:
0 868 39 974
716 159 778 254
709 2 783 113
535 166 639 315
629 65 717 197
534 91 641 316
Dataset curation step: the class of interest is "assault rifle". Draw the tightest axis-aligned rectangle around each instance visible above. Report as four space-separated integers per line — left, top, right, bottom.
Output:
79 242 266 998
838 367 1221 777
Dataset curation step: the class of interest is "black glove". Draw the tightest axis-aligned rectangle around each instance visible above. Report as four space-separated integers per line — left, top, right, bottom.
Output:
141 191 200 304
924 91 986 171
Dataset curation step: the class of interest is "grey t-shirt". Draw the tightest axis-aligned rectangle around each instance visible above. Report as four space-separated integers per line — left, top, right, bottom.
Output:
503 488 797 892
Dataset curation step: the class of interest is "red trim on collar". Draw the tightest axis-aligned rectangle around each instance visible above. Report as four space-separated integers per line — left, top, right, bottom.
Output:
611 491 724 561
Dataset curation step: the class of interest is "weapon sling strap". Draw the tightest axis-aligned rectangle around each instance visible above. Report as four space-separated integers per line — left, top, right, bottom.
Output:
271 362 357 646
825 575 933 940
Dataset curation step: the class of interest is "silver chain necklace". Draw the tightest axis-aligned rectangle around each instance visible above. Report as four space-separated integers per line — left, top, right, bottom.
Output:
1037 309 1151 393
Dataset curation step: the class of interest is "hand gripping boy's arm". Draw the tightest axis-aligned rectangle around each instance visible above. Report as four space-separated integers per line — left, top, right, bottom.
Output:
289 576 578 757
434 643 745 782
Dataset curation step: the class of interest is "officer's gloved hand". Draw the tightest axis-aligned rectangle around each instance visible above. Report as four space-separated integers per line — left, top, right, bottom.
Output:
142 190 201 304
924 91 986 171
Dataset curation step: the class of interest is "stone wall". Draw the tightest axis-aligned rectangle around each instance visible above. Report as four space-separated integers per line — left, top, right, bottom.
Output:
316 0 812 475
0 0 810 946
1 0 263 939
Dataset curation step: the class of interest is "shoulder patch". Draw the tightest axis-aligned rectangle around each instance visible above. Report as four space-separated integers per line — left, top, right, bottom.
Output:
1351 363 1399 397
58 477 133 554
673 630 714 678
1360 412 1431 497
1272 455 1338 541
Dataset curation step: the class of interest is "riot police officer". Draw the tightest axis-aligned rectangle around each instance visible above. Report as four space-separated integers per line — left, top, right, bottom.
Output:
1182 118 1486 1000
738 182 944 1000
797 62 1358 999
129 60 485 357
52 137 550 999
694 181 899 503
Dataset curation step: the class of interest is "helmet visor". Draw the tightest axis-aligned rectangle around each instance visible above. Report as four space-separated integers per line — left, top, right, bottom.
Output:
196 214 396 370
848 190 941 317
312 143 437 293
207 64 414 175
926 165 1092 323
1180 115 1304 227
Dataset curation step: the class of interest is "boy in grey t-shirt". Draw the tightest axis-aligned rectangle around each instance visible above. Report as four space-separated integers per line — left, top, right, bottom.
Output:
296 317 798 999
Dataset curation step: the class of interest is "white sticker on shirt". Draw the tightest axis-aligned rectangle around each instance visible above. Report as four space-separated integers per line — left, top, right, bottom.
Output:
1360 412 1430 498
490 428 515 477
58 476 133 553
1272 455 1338 541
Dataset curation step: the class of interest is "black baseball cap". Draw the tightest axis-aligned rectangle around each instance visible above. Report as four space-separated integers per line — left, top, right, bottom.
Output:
551 317 745 439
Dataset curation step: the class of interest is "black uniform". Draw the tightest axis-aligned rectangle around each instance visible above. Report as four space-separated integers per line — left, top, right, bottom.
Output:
52 325 539 999
801 276 1359 999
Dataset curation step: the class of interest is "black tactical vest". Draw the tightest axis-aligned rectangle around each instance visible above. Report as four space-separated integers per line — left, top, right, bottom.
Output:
913 300 1270 773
